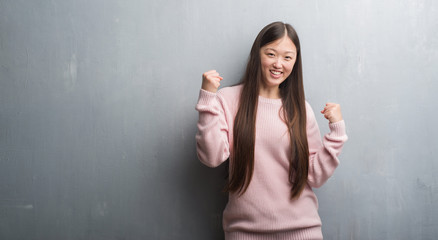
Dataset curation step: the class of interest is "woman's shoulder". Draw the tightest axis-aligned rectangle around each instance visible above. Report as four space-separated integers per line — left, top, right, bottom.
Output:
304 100 317 120
217 84 243 101
304 100 312 110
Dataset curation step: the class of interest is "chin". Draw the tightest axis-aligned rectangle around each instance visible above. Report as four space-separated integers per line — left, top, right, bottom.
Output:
266 78 286 87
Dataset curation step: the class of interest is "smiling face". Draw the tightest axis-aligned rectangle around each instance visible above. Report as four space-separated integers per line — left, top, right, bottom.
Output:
259 35 297 97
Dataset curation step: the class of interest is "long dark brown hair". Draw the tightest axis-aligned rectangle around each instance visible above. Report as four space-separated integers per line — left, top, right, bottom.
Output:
223 22 309 199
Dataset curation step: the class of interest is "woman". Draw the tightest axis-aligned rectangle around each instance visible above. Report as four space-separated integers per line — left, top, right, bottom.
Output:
195 21 348 240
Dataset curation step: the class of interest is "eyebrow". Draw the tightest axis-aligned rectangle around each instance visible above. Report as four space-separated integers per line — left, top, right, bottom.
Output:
265 48 296 54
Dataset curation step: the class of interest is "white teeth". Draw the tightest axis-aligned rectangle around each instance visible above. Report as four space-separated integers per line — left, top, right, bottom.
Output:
270 70 282 75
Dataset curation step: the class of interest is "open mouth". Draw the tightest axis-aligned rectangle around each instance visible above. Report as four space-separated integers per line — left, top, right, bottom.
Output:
270 70 283 76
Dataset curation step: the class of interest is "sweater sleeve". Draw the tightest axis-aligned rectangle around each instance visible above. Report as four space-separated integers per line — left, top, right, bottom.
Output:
306 102 348 188
195 89 230 168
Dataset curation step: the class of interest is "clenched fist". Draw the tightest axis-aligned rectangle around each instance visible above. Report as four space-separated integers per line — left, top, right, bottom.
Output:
202 70 223 93
321 103 343 123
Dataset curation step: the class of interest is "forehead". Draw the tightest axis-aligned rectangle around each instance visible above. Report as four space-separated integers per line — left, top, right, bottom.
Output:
262 35 296 53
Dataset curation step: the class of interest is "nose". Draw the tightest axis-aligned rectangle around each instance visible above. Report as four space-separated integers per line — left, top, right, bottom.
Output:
273 58 282 69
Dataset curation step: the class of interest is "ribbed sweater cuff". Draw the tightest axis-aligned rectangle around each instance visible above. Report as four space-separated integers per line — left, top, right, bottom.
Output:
328 120 346 137
197 89 218 106
225 226 322 240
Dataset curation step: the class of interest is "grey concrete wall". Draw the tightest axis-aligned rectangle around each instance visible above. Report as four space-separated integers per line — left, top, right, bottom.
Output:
1 0 437 239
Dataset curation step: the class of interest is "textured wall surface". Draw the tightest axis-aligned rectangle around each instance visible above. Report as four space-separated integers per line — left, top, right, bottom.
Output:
1 0 437 239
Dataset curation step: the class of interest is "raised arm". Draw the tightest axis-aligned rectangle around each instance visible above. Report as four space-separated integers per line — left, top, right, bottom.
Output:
306 102 348 188
195 70 230 167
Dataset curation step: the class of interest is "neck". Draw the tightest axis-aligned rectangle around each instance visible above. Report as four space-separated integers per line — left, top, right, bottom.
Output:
259 85 281 99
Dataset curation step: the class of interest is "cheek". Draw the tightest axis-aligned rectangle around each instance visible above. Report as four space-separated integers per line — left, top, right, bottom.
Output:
260 58 271 69
287 62 296 73
261 61 272 76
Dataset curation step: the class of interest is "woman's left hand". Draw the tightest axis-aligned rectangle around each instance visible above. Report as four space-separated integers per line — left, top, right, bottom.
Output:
321 103 343 123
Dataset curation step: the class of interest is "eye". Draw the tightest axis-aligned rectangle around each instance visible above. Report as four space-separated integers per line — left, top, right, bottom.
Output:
267 52 275 57
285 56 293 60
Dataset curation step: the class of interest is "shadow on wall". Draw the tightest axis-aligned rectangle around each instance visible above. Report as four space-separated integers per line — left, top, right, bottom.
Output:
178 123 228 239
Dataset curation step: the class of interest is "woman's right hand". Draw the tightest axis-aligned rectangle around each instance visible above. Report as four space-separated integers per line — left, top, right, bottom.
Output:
201 70 223 93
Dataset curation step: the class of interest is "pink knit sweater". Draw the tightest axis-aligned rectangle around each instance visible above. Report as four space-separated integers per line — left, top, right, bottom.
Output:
195 85 348 240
